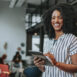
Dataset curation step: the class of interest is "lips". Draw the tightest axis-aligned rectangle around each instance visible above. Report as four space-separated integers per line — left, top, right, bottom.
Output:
54 23 60 27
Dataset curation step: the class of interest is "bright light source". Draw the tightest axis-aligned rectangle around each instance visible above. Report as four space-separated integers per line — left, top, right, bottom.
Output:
9 0 17 8
34 33 38 36
16 0 25 7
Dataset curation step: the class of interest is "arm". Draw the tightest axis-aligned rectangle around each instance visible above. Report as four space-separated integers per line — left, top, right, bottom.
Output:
44 52 77 73
56 53 77 73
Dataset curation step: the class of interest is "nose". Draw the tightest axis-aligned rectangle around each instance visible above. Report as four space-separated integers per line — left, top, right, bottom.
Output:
55 17 59 23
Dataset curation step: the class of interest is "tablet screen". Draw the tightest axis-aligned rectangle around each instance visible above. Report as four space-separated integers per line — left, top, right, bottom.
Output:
29 50 53 66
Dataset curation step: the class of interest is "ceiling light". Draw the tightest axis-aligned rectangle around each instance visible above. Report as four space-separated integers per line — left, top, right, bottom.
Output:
9 0 17 8
16 0 25 7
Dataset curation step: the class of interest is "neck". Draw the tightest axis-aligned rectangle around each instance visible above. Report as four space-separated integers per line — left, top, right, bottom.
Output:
55 31 64 40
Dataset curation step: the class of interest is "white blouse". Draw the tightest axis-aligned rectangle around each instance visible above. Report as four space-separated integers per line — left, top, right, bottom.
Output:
42 33 77 77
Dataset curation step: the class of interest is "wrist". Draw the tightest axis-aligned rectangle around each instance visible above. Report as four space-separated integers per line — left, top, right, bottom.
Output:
51 59 57 66
39 65 45 72
55 62 62 70
55 62 60 66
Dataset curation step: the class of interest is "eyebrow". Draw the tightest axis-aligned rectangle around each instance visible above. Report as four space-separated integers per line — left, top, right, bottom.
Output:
52 15 63 17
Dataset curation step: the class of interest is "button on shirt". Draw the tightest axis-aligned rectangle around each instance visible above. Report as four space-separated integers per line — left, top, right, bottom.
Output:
42 33 77 77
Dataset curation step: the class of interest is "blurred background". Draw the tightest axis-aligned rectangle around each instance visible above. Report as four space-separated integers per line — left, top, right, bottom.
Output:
0 0 77 77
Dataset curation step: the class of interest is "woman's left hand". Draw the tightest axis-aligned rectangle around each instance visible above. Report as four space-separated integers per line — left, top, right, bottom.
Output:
44 52 57 65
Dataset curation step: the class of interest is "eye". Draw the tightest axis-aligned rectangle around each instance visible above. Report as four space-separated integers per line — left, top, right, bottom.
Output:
52 16 55 19
59 16 63 19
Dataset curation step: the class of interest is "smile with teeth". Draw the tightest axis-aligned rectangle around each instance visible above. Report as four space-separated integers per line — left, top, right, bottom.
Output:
54 24 60 27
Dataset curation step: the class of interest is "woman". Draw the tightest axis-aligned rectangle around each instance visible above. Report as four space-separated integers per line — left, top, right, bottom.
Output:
11 52 22 77
0 54 7 64
34 3 77 77
12 52 22 64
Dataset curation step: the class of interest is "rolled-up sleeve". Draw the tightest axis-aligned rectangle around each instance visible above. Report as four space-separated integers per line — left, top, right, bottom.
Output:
69 36 77 55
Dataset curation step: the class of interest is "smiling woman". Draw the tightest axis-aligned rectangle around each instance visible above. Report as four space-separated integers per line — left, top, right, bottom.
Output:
34 3 77 77
51 10 63 31
51 10 64 40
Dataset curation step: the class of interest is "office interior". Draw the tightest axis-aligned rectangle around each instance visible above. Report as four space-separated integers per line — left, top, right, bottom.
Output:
0 0 77 77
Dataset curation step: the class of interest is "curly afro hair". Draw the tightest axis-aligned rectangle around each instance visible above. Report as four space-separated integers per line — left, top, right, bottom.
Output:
42 3 77 39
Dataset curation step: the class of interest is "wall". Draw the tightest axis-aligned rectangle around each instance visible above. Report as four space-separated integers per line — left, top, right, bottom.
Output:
0 7 26 60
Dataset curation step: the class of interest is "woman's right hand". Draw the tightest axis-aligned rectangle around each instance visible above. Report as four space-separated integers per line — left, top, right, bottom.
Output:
34 56 45 72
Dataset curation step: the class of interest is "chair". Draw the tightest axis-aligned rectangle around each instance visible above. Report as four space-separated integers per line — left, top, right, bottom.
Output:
0 64 10 77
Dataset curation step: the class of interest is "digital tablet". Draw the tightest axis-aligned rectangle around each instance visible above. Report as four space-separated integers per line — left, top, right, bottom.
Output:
29 50 53 66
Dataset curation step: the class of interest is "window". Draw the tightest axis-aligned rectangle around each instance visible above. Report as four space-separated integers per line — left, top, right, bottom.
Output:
32 35 40 51
26 25 44 55
25 14 41 29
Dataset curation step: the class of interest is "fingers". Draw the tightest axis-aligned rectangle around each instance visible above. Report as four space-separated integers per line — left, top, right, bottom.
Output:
34 57 45 67
44 52 57 65
44 52 54 59
44 52 50 56
34 57 42 64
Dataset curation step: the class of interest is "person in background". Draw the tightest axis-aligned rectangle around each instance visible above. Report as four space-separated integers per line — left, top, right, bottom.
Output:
34 3 77 77
12 52 22 64
0 54 7 64
11 52 23 77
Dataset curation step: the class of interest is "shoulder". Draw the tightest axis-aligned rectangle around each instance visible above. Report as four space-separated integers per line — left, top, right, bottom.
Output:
60 33 77 46
64 33 77 40
65 34 77 45
68 33 77 41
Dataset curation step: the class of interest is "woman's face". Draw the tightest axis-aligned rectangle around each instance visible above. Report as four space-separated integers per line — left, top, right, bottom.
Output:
51 10 63 32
